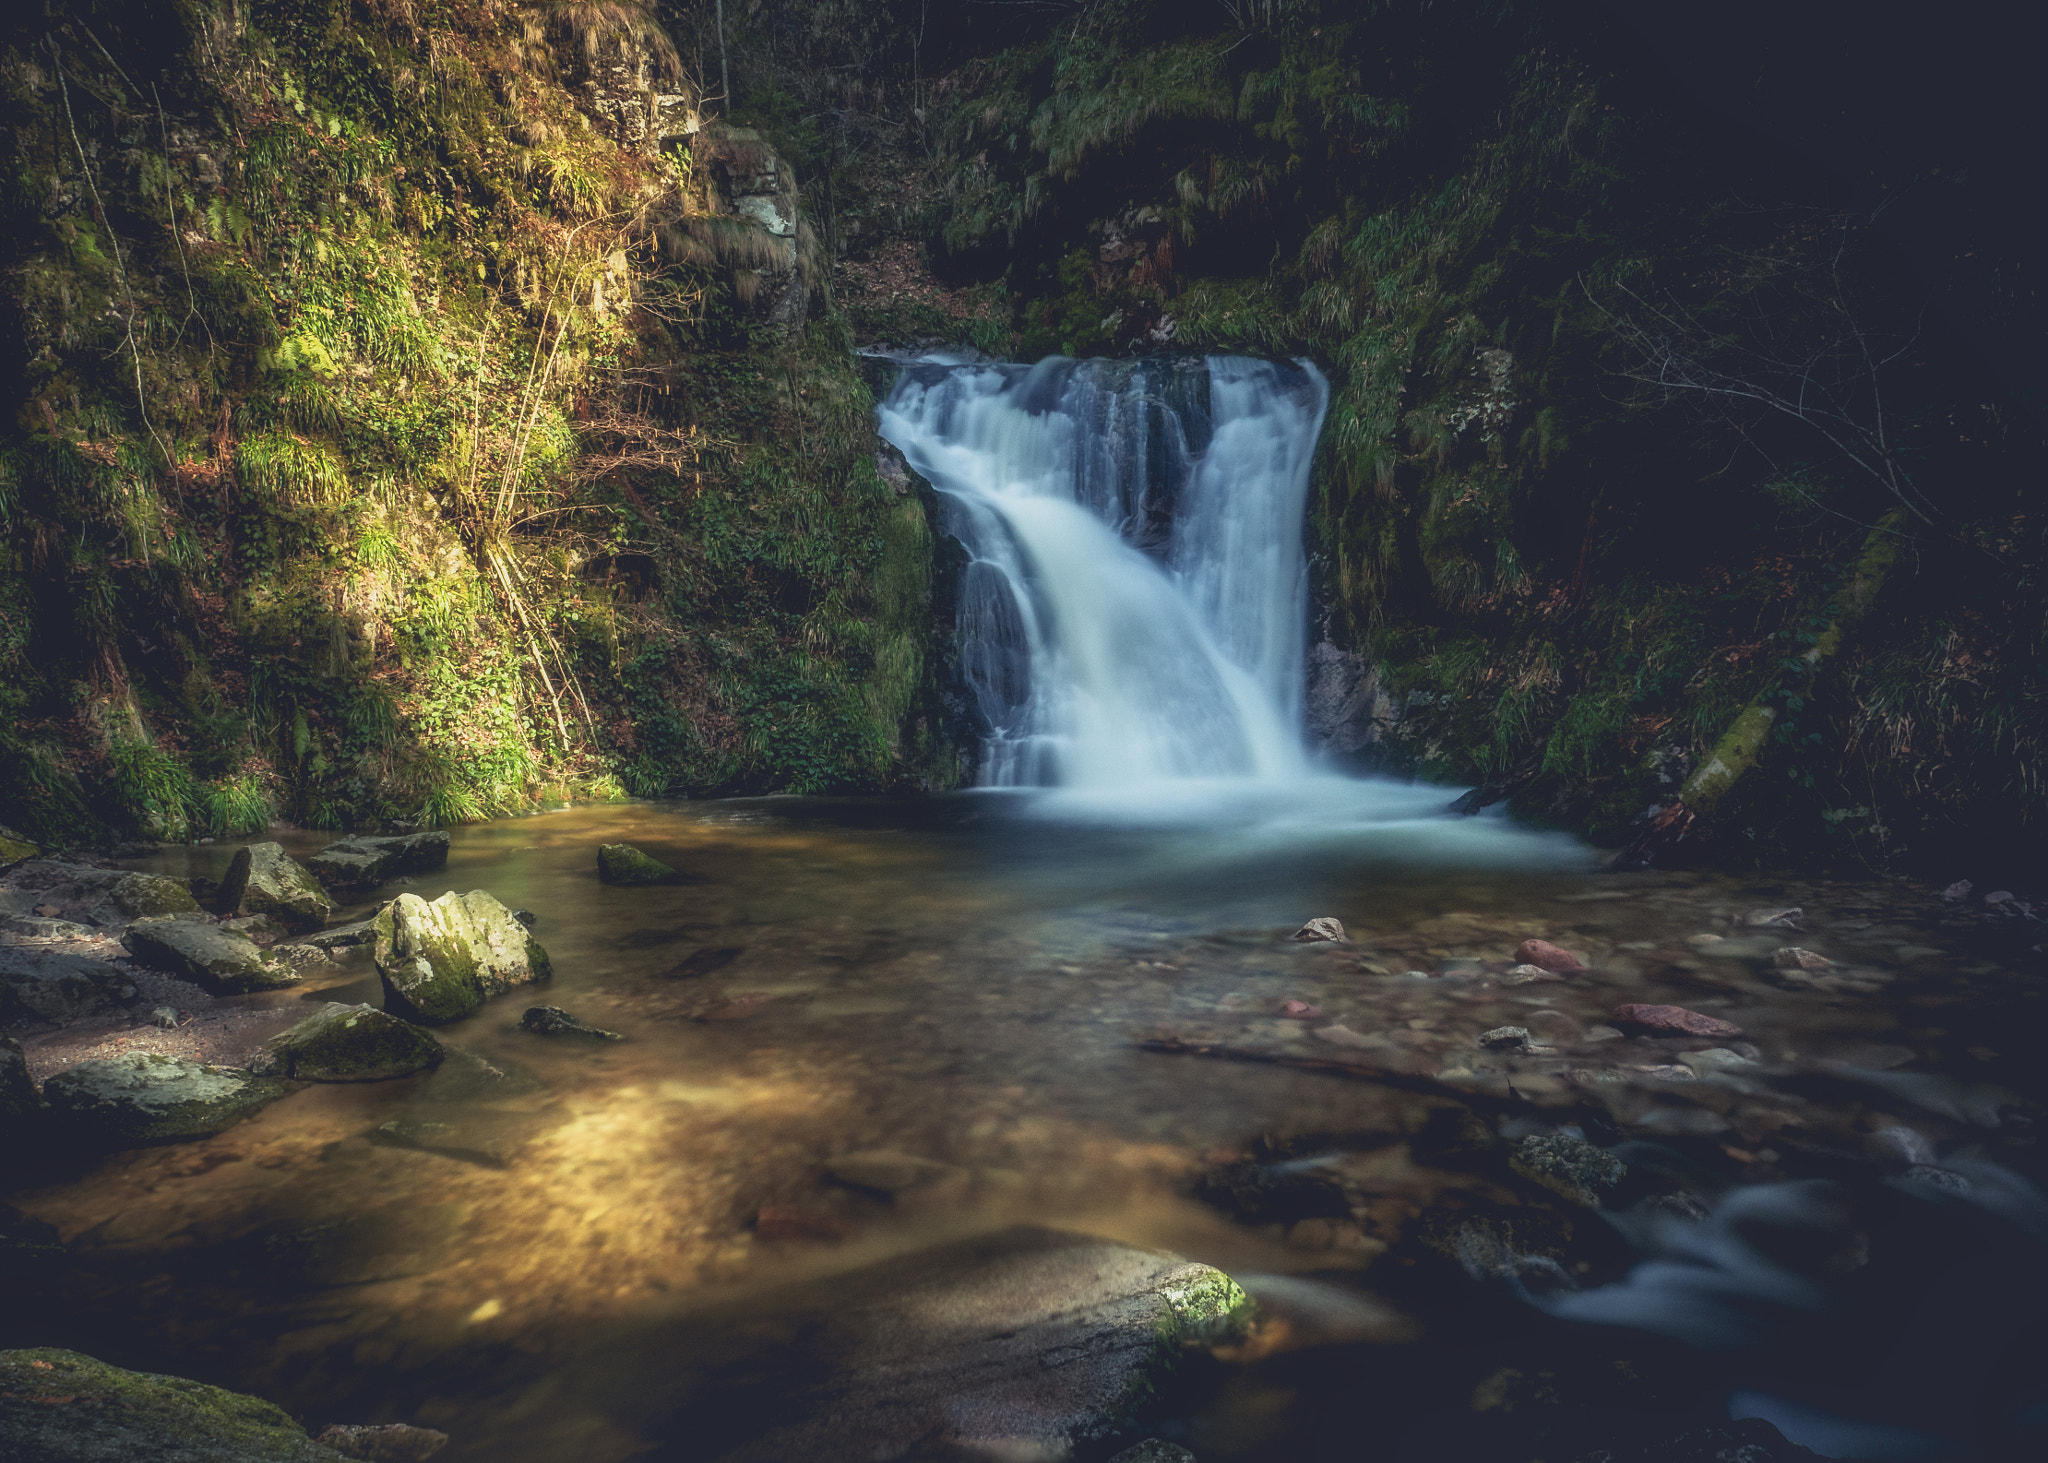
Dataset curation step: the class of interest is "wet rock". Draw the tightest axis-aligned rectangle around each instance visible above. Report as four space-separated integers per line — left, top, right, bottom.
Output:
222 913 286 943
1479 1025 1533 1051
828 1149 959 1195
597 842 683 885
1278 999 1324 1019
754 1205 858 1242
1684 932 1726 947
314 1423 449 1462
219 843 336 932
1610 1003 1743 1038
369 1116 524 1169
1109 1443 1197 1463
0 1347 349 1462
1771 946 1832 970
1195 1157 1351 1223
250 1003 444 1082
307 832 450 892
1940 879 1973 901
1513 938 1585 972
1305 639 1392 757
2 1035 37 1122
1290 916 1346 944
150 1006 180 1029
43 1053 289 1146
298 913 382 951
1512 1133 1627 1207
123 917 299 995
1679 1047 1760 1077
1419 1204 1575 1281
1741 906 1804 930
372 890 552 1025
664 1226 1248 1463
1313 1023 1387 1050
510 908 537 929
518 1005 622 1040
1984 888 2015 906
0 948 137 1022
1500 964 1566 985
0 915 97 940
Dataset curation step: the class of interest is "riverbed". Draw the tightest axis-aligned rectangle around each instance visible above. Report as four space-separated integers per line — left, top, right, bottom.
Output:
5 787 2044 1460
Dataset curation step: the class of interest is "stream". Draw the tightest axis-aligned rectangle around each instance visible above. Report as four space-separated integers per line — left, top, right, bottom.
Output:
7 796 2046 1459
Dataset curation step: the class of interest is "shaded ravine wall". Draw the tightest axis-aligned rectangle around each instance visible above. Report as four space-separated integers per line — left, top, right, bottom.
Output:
0 0 960 846
769 0 2042 876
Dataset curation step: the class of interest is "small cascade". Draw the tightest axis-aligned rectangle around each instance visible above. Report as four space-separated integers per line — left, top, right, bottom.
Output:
878 355 1329 790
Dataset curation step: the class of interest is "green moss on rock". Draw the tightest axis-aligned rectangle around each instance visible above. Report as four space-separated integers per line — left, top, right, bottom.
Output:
249 1003 443 1082
218 844 336 933
0 1348 346 1462
373 890 552 1026
41 1053 290 1147
597 843 682 885
122 920 299 996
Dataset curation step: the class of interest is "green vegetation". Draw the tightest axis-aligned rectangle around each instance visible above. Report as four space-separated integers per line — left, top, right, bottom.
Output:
0 0 955 845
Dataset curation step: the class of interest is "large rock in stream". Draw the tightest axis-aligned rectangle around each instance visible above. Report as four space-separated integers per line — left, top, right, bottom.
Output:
122 918 300 995
373 890 551 1025
218 843 335 932
0 1347 351 1462
250 1003 443 1081
633 1226 1250 1462
42 1053 289 1146
306 832 449 893
0 948 137 1023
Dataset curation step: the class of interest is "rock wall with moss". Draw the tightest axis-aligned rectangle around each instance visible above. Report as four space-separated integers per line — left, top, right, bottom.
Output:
0 0 959 846
747 0 2042 874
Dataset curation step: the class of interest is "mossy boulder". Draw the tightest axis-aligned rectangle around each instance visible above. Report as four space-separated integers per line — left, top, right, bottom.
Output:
1 1035 38 1123
218 844 335 933
42 1053 290 1147
662 1226 1251 1461
0 826 39 872
373 890 551 1025
103 872 204 921
0 1347 348 1462
122 919 300 996
0 949 137 1023
249 1003 443 1081
307 833 450 893
597 843 682 885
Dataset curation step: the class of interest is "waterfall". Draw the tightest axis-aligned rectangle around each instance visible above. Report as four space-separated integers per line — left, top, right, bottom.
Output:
878 355 1329 790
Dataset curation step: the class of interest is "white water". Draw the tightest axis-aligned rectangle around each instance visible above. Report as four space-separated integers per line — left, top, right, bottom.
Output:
876 353 1588 866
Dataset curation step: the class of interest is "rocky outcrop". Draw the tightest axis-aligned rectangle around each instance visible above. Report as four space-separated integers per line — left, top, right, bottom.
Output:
0 948 137 1023
664 123 814 341
1304 639 1394 759
659 1226 1251 1462
596 843 682 885
42 1053 289 1146
218 844 335 932
249 1003 444 1082
122 919 300 996
373 890 552 1025
306 833 450 893
0 1348 351 1462
1 860 201 927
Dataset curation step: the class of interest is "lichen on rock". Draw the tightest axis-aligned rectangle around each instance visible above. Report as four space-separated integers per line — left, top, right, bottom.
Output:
41 1053 290 1147
122 919 300 996
250 1003 444 1082
373 890 552 1025
218 844 336 933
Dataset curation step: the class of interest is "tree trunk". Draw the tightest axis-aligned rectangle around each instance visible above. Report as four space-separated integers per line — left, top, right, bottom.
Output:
1612 511 1907 869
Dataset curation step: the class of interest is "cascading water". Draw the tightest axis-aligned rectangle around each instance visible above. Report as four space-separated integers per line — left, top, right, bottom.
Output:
878 351 1585 866
878 354 1328 790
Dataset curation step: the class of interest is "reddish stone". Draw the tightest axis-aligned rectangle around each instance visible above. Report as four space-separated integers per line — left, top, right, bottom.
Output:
755 1205 856 1242
1278 1000 1324 1019
1514 938 1586 972
1610 1003 1744 1038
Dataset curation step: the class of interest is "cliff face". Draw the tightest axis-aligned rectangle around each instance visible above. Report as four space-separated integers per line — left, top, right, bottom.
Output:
4 1 2039 874
0 1 957 843
809 0 2041 872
